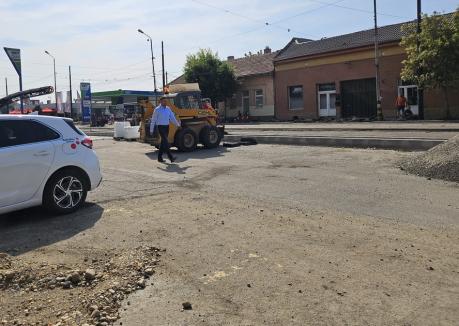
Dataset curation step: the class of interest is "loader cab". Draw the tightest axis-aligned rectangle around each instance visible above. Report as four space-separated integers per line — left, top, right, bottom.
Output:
165 91 202 110
139 82 224 151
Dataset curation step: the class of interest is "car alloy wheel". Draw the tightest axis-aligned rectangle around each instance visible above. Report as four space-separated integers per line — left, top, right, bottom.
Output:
53 176 84 209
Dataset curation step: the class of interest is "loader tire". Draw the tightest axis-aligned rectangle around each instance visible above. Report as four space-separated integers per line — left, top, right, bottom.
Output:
175 128 198 152
200 125 222 149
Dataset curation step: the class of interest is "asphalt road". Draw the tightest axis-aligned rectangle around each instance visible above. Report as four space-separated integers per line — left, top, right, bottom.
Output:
1 140 458 325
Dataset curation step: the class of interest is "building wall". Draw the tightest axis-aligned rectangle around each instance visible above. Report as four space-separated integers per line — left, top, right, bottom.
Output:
274 46 406 120
274 44 459 120
226 74 275 119
424 87 459 119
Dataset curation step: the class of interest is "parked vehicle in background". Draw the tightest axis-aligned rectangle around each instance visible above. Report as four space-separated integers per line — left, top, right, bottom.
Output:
0 115 102 215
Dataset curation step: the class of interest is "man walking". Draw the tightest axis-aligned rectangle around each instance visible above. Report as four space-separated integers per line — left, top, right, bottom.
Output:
150 97 181 163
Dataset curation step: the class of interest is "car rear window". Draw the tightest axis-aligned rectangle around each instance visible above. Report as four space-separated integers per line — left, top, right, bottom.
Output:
64 119 84 135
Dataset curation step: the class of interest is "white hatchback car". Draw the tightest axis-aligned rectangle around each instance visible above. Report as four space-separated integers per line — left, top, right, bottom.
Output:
0 115 102 215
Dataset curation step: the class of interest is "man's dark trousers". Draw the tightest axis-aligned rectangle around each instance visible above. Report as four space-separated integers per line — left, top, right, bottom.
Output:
157 125 173 160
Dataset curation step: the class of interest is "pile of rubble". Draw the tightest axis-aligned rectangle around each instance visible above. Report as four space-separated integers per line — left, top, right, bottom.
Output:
400 135 459 182
0 246 163 326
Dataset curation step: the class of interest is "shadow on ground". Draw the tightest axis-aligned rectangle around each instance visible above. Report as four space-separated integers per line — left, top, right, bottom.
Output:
156 164 191 175
0 203 103 256
145 146 229 163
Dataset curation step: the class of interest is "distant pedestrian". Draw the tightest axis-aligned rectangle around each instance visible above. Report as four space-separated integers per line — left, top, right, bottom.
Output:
395 92 407 119
150 97 181 163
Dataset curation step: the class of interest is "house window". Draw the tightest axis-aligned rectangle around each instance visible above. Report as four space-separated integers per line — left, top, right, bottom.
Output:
288 86 303 110
255 89 263 108
318 83 336 92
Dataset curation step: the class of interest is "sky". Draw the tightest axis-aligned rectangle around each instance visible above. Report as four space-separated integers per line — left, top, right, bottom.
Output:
0 0 457 103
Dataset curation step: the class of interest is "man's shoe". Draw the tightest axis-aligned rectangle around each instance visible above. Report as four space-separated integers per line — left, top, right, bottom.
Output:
169 156 177 163
158 158 165 163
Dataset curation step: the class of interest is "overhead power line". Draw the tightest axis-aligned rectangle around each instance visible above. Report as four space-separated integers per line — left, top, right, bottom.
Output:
190 0 307 36
308 0 410 19
25 58 151 72
190 0 409 39
270 0 347 24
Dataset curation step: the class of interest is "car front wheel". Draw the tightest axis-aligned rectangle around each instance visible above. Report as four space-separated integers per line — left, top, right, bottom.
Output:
43 169 88 214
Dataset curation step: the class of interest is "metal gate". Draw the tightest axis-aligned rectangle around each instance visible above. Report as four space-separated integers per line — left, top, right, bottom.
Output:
341 78 376 118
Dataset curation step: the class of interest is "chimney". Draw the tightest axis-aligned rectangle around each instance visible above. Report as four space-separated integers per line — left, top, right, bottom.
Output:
227 55 235 61
264 46 271 54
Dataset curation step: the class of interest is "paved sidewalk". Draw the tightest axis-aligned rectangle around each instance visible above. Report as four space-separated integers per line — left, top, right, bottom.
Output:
227 129 455 140
225 121 459 132
79 121 458 150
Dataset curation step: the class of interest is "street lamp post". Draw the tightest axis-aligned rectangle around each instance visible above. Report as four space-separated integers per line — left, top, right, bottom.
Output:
373 0 383 120
138 29 158 103
417 0 424 120
44 50 58 112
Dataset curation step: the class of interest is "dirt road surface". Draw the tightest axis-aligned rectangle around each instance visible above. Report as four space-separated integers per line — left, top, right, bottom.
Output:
1 140 458 325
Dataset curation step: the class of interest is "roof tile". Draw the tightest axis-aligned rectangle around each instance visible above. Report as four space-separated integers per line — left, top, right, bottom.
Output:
228 51 279 77
275 21 410 62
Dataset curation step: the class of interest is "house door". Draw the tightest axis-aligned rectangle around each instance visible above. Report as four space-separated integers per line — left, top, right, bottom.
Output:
341 78 376 118
318 91 336 117
242 90 250 115
398 85 419 115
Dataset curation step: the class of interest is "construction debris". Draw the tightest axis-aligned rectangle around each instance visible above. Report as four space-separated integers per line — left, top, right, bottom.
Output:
400 135 459 182
0 246 162 326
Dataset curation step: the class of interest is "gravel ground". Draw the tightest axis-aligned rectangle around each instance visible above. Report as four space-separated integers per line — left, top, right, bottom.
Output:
400 135 459 182
1 141 458 326
0 245 162 326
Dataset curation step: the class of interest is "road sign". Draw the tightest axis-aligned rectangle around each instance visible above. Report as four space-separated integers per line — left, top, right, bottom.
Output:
3 47 22 76
80 82 92 124
4 47 23 112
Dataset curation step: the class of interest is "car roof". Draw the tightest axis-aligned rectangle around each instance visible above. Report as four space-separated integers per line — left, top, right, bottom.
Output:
0 114 70 122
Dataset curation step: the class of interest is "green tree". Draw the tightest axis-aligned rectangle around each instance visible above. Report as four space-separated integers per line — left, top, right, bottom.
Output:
184 49 237 105
401 10 459 119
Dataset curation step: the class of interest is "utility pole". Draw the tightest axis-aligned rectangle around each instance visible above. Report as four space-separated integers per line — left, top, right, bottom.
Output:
166 71 168 85
19 74 23 113
417 0 424 120
69 65 73 119
373 0 383 120
149 38 157 94
5 77 9 112
161 41 166 90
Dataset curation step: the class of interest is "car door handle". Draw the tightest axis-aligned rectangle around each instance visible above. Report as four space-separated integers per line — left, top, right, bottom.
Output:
33 151 50 157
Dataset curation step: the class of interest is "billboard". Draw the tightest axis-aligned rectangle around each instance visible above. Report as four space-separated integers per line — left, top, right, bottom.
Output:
80 82 92 123
56 91 64 113
65 91 72 113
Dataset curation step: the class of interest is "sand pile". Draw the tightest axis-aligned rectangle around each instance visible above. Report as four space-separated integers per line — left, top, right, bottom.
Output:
400 135 459 182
